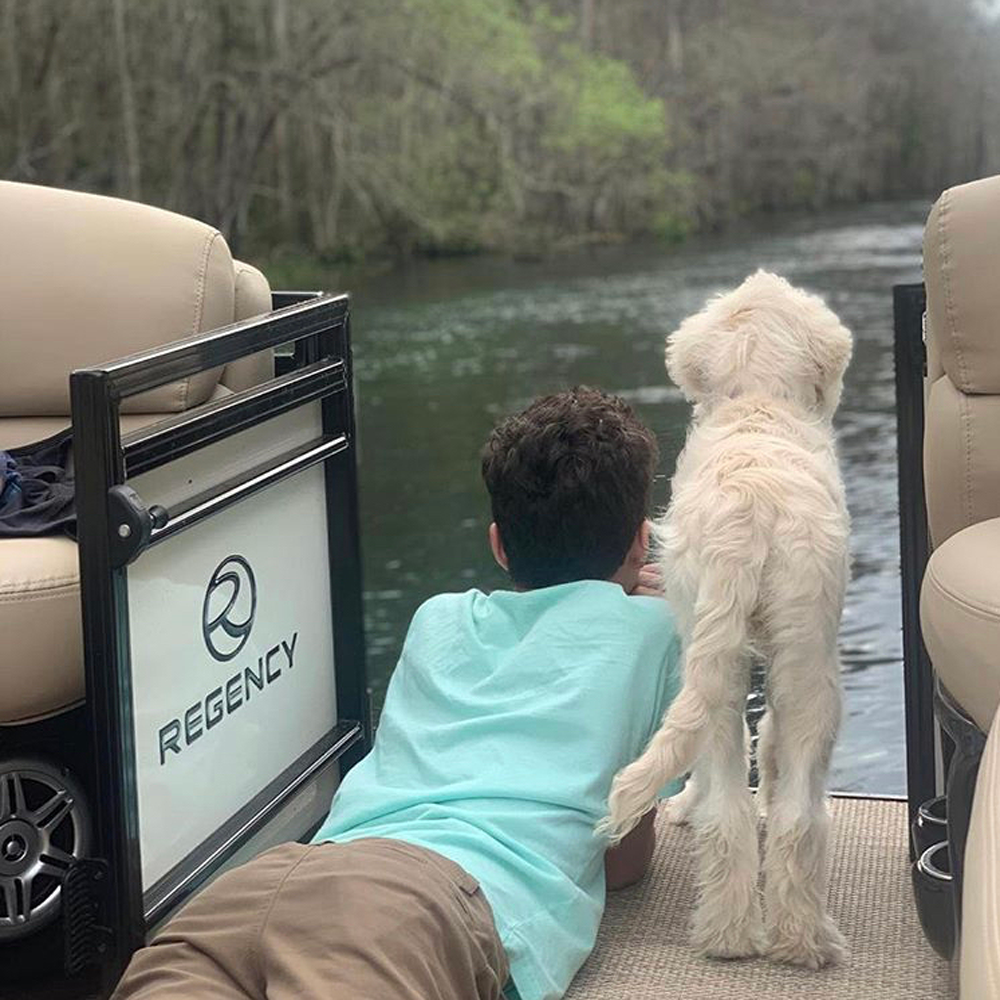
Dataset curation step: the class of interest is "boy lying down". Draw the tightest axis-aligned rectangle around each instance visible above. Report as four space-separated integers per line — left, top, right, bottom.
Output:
113 387 682 1000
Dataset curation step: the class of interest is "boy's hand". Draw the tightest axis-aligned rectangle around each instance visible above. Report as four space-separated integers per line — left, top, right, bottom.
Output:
630 563 664 597
605 808 657 890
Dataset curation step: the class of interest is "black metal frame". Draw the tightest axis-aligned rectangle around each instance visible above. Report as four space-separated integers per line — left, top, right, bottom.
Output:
934 684 986 925
70 292 368 991
892 282 937 845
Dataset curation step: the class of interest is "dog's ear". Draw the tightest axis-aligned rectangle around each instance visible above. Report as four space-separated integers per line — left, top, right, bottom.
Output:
665 316 713 401
808 316 853 412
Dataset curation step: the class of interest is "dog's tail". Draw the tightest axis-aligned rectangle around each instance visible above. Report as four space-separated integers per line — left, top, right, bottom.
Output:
598 488 767 842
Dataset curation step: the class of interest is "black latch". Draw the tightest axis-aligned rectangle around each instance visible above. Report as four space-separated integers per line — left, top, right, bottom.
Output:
107 485 169 568
63 858 113 976
365 685 376 746
921 310 928 377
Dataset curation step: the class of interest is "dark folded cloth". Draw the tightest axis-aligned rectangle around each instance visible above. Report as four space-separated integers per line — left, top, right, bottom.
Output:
0 428 75 537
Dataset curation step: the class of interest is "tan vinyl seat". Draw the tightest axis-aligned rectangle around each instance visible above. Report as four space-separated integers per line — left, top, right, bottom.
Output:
920 174 1000 734
922 520 1000 735
920 174 1000 995
961 701 1000 999
0 181 274 725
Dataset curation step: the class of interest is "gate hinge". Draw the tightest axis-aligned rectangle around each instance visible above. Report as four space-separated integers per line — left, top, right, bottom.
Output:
107 485 168 568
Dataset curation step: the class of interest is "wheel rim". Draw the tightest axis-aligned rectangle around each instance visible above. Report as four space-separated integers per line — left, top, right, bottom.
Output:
0 760 91 941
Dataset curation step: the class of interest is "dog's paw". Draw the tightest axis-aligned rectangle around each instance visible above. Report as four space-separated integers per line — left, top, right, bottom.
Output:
662 787 697 826
767 916 847 970
663 775 701 826
661 799 691 827
691 900 766 960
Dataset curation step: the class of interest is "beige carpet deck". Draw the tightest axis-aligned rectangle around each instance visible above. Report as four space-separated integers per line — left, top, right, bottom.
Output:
566 796 955 1000
11 798 953 999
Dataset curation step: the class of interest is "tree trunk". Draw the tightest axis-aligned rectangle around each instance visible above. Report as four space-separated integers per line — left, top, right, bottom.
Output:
111 0 142 199
580 0 595 49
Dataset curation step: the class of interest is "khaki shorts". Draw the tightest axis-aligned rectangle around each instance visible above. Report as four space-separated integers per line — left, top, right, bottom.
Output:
112 838 510 1000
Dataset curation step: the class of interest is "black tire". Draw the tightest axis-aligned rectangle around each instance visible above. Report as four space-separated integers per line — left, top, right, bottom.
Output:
0 757 92 943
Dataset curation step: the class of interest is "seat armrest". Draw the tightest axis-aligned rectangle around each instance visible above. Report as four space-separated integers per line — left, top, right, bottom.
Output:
921 517 1000 733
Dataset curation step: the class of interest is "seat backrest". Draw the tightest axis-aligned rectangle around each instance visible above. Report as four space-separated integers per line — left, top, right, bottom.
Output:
0 181 238 417
923 174 1000 549
227 259 275 392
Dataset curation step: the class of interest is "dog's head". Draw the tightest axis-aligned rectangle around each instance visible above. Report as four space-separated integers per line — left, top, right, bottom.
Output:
665 270 853 417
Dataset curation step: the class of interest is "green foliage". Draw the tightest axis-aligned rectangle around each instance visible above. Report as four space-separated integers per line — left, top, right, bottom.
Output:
652 210 693 245
353 0 674 253
545 50 666 159
2 0 998 259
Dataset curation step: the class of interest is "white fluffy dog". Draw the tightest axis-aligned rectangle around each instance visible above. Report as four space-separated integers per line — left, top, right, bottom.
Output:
600 271 852 969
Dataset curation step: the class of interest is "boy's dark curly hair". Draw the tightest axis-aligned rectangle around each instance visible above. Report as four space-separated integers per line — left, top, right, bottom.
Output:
481 386 658 589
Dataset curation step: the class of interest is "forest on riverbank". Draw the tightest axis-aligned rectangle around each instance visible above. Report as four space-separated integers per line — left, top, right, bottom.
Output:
3 0 999 260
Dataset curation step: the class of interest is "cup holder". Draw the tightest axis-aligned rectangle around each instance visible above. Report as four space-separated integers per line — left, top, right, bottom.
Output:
911 794 948 858
911 840 956 960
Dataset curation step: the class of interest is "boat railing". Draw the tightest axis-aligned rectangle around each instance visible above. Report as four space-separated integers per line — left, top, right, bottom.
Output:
69 291 369 992
892 281 939 849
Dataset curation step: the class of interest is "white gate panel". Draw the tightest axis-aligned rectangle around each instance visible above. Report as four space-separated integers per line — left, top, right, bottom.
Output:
127 463 337 888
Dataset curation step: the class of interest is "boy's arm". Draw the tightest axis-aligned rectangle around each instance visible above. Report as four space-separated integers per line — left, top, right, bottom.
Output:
606 563 665 889
604 808 656 890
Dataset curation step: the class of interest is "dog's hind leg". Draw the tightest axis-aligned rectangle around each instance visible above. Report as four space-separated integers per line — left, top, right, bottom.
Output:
689 668 765 959
762 635 846 969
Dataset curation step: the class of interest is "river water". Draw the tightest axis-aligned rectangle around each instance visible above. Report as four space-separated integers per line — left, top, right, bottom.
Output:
345 201 928 795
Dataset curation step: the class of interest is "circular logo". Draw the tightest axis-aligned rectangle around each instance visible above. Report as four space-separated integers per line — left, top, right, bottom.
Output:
202 555 257 662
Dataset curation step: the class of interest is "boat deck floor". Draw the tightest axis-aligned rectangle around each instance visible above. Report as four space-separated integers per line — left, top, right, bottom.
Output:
11 797 954 999
567 795 955 1000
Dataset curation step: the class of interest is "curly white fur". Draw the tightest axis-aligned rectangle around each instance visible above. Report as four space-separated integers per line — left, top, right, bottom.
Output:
599 270 851 969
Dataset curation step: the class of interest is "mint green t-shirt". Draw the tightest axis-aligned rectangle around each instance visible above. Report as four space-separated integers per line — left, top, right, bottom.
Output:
312 580 681 1000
